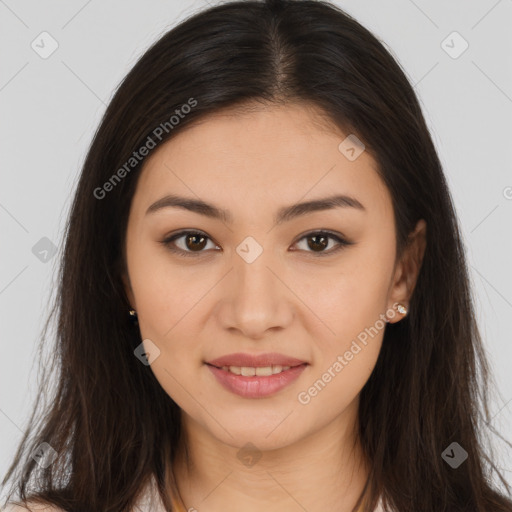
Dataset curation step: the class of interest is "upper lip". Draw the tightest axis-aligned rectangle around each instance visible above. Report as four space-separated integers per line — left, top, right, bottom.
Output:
206 352 307 368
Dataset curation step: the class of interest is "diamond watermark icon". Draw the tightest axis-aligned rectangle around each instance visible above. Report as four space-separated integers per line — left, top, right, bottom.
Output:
32 237 58 263
441 31 469 59
134 339 161 366
338 134 365 161
31 442 58 468
236 236 263 264
237 442 262 467
441 441 468 468
31 32 59 59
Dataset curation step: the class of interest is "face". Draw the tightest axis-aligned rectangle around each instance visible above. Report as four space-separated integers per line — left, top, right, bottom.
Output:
123 102 423 451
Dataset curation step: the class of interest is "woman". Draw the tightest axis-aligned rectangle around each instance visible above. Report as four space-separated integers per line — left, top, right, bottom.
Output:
2 0 511 511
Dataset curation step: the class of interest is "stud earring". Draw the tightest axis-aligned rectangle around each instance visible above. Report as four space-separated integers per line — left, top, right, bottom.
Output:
397 303 408 315
128 309 138 325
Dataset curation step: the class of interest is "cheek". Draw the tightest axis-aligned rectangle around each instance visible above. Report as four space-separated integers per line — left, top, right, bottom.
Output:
299 249 391 393
304 253 392 337
299 276 387 413
126 249 217 392
126 236 190 332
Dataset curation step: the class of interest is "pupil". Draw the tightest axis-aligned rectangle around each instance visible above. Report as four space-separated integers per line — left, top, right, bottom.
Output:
308 235 328 252
186 234 207 251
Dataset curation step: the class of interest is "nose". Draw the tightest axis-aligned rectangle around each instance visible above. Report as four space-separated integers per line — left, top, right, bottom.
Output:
216 244 295 340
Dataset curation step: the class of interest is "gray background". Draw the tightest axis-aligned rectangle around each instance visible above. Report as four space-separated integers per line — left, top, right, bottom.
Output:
1 0 511 498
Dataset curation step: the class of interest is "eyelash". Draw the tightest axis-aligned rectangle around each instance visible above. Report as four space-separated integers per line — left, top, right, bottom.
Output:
160 230 353 258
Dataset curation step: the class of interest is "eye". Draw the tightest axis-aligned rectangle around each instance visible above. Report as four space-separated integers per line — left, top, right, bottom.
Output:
160 229 353 257
161 230 219 257
292 230 353 256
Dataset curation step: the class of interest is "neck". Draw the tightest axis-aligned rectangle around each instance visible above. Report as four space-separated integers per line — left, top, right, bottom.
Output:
168 398 370 512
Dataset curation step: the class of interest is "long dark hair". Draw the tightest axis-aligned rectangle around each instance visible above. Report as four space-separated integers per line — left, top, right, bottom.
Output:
2 0 511 511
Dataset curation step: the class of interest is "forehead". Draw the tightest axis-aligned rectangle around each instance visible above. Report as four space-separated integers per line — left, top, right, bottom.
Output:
131 102 392 223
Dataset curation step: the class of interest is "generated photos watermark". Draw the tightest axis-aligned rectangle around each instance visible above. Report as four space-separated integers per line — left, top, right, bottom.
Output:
93 97 197 200
297 302 401 405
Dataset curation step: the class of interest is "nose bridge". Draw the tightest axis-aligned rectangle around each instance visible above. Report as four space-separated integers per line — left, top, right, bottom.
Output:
222 234 292 337
234 234 278 301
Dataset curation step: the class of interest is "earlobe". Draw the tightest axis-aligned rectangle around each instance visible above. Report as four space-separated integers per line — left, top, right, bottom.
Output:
385 302 409 323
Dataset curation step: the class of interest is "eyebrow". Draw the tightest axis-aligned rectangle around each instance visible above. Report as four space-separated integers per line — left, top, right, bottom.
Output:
145 193 366 225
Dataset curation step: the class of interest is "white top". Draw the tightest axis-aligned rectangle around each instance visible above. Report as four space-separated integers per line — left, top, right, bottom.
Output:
132 476 389 511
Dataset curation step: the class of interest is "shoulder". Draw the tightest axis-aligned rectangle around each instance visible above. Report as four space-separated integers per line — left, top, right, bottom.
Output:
2 502 65 512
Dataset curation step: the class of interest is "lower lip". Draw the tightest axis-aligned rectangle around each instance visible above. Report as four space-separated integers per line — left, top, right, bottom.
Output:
206 363 307 398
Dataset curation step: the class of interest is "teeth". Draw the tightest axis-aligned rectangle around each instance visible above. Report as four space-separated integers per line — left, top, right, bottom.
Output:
220 365 292 376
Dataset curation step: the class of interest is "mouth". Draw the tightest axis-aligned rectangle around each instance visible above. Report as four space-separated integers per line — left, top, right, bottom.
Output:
205 362 306 376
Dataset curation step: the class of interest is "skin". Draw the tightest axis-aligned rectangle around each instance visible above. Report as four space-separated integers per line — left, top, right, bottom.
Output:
123 101 427 512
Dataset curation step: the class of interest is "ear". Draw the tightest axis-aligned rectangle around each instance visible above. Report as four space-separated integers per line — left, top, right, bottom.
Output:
386 219 427 323
122 271 136 310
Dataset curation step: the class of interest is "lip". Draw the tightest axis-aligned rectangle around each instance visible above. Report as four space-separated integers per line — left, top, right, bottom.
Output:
206 352 307 368
207 363 308 398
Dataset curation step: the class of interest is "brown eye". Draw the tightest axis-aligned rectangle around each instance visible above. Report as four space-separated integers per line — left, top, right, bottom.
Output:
184 233 208 251
293 231 352 256
161 230 218 257
306 233 329 252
